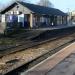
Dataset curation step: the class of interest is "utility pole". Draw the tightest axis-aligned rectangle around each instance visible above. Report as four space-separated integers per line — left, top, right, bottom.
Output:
67 8 72 25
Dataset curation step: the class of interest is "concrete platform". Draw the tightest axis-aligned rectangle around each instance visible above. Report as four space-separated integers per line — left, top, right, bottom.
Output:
47 53 75 75
22 42 75 75
26 24 75 30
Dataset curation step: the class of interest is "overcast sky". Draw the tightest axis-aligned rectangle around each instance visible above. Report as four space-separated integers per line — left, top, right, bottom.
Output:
0 0 75 12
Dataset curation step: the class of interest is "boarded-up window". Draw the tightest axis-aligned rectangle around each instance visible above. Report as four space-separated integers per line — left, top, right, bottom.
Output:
6 15 13 22
12 15 18 22
18 14 25 27
18 14 24 22
1 15 5 22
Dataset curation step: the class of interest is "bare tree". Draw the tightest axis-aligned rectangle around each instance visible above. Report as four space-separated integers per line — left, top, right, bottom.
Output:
37 0 54 8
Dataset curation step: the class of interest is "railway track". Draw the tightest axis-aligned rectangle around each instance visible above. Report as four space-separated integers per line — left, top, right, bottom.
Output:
0 27 75 58
0 29 75 58
0 37 64 57
0 28 75 57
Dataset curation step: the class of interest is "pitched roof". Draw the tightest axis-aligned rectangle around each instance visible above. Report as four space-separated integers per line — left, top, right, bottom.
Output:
18 1 67 16
0 1 67 16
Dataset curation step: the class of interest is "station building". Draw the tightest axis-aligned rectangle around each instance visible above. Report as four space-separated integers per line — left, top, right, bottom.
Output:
0 1 67 33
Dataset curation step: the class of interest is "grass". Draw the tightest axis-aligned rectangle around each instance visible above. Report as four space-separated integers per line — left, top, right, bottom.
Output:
0 38 17 45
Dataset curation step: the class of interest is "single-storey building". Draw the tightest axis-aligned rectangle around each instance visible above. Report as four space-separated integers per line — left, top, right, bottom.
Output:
0 1 67 34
